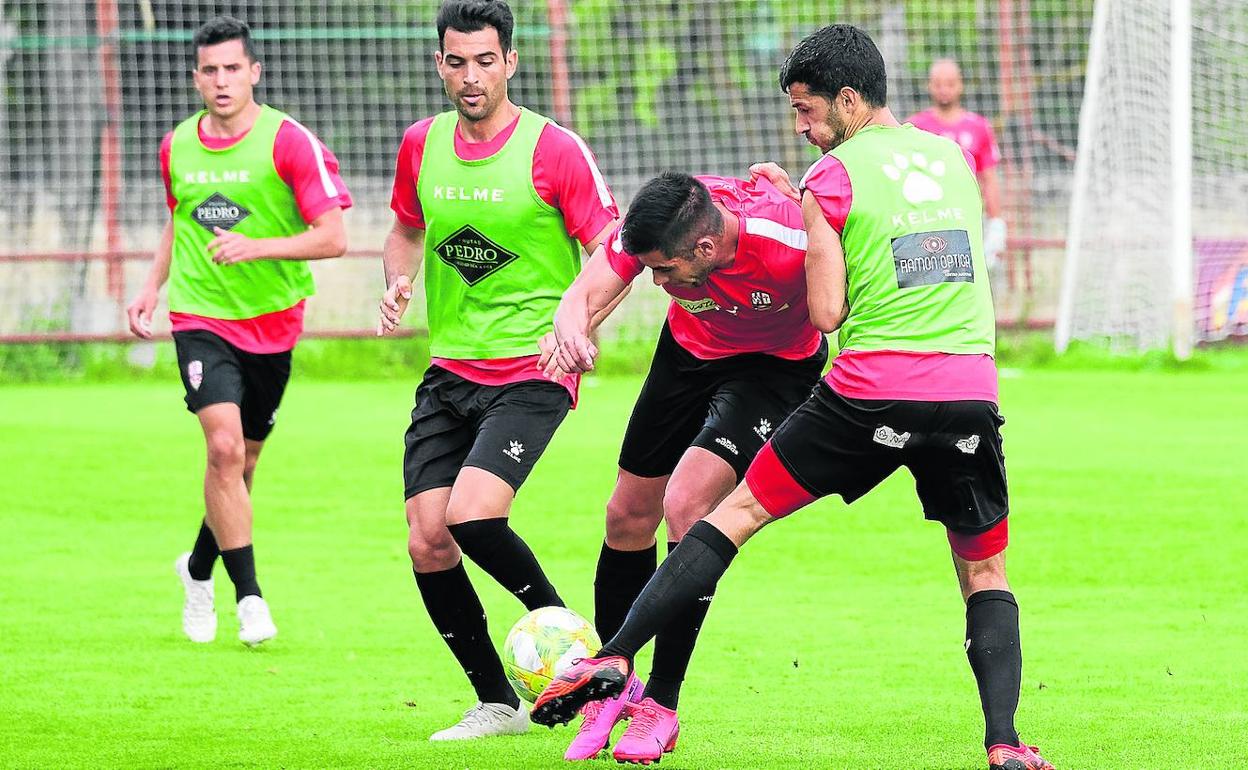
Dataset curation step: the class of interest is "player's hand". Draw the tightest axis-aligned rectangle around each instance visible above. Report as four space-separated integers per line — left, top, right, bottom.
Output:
537 332 571 381
749 162 800 204
551 324 597 375
208 227 265 265
125 286 159 339
377 274 413 336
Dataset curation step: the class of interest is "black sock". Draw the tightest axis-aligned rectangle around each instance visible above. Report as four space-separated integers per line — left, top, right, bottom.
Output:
644 541 710 710
414 562 519 709
187 520 219 581
220 544 261 602
594 541 658 641
965 589 1022 748
448 519 563 611
600 521 737 663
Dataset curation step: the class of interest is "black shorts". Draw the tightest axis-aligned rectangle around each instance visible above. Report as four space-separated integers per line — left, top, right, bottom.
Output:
618 324 828 480
403 366 572 499
172 330 292 442
748 382 1008 534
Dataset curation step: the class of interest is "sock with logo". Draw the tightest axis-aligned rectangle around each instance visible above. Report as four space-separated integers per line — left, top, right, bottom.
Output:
594 541 658 642
220 544 261 602
965 589 1022 749
643 540 713 710
186 519 219 581
414 562 519 709
448 518 563 611
600 521 737 663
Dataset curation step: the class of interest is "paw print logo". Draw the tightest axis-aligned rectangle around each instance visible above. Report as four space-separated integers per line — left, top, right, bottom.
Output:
754 418 772 439
504 440 525 462
882 152 946 205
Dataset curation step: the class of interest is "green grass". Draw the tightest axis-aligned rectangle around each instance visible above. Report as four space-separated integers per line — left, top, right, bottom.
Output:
1 367 1245 768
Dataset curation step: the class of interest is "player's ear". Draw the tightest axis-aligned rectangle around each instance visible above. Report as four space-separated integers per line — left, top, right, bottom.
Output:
250 60 262 86
505 48 518 80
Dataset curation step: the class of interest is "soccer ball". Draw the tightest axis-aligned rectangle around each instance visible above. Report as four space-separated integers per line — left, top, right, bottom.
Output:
502 606 601 703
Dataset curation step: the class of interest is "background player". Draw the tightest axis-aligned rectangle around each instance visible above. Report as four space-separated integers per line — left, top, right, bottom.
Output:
126 16 351 646
907 59 1007 275
376 0 619 741
533 24 1054 770
539 171 826 762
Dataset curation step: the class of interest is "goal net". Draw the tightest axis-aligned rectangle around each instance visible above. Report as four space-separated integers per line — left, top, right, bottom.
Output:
1056 0 1248 355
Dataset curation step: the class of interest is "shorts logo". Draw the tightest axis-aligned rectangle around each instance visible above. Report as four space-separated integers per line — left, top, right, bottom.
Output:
753 418 772 439
504 440 525 463
956 435 981 454
715 436 739 456
191 192 250 233
268 409 278 427
751 291 772 311
872 425 910 449
187 360 203 391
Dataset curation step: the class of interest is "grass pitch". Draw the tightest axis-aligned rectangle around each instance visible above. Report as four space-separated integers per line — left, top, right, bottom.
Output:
1 364 1244 769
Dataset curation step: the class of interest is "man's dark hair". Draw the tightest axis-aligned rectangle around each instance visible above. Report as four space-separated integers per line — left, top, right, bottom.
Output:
621 172 722 259
192 16 258 62
779 24 887 106
437 0 515 53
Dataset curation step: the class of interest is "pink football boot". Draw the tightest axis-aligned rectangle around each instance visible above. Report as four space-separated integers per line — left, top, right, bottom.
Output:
611 697 679 765
988 742 1056 770
563 672 643 760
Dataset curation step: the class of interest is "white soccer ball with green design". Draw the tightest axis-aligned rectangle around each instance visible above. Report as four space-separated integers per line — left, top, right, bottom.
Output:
502 606 601 703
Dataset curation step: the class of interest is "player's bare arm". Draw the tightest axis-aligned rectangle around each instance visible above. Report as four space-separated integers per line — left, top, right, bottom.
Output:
802 191 849 333
378 219 424 335
126 219 175 339
541 244 629 377
207 206 347 265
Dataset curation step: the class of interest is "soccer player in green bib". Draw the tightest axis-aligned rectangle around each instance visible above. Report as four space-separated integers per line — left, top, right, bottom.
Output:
126 17 351 647
377 0 619 740
533 25 1054 770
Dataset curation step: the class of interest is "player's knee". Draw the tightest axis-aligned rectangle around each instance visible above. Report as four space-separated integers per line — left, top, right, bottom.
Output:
661 485 713 541
204 430 245 475
605 494 662 546
407 525 459 571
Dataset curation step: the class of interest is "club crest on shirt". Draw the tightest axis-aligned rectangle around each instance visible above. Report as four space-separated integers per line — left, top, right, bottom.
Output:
187 360 203 391
750 291 772 311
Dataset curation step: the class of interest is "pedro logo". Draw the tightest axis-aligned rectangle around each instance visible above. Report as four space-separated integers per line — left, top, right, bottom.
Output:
433 225 520 286
192 192 250 233
187 360 203 391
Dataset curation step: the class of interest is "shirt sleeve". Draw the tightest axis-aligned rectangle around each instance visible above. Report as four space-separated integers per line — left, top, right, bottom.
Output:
273 119 354 224
389 119 433 230
603 223 644 282
798 155 853 235
159 131 175 213
974 116 1001 172
533 124 619 248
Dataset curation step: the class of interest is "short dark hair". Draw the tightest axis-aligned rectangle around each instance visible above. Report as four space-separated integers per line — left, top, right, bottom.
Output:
779 24 887 107
437 0 515 53
192 16 258 62
621 172 722 259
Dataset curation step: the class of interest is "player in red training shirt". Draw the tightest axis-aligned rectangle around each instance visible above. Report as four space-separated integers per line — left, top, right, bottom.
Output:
539 171 826 763
376 0 619 742
907 59 1007 273
127 16 350 648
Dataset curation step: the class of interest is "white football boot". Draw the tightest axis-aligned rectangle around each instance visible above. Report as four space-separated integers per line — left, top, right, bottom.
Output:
174 552 216 643
429 701 529 741
236 594 277 646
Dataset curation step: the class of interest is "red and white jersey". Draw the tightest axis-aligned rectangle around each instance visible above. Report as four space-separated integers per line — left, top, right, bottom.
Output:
606 175 822 361
906 108 1000 174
